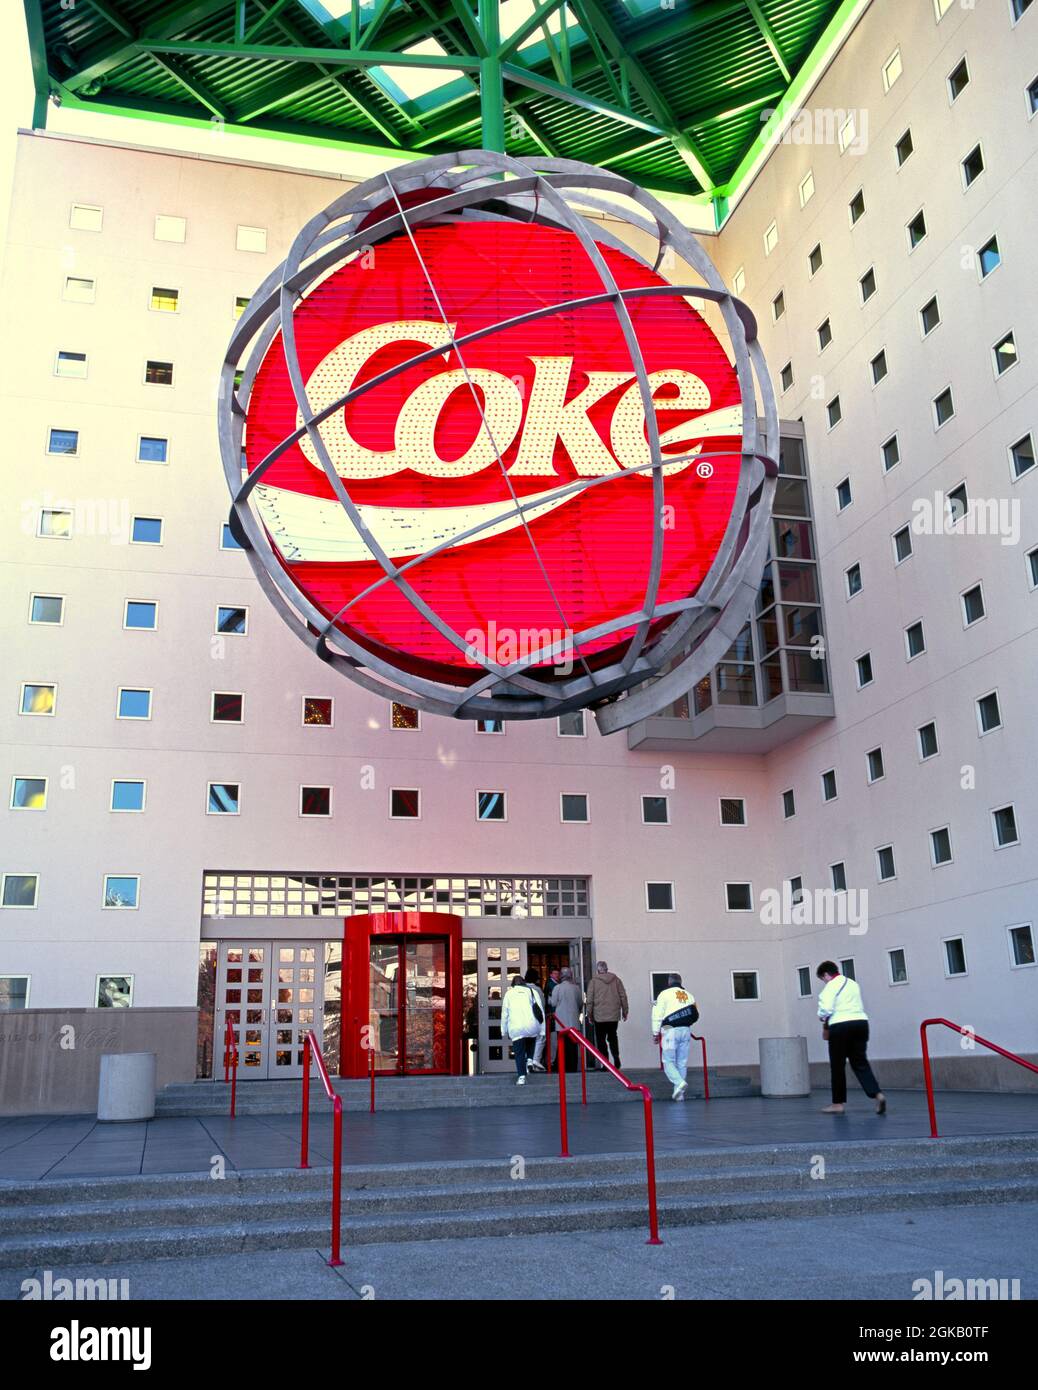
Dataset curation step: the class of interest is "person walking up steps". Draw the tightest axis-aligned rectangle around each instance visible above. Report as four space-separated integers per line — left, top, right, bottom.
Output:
816 960 887 1115
651 973 699 1101
585 960 629 1069
501 971 544 1087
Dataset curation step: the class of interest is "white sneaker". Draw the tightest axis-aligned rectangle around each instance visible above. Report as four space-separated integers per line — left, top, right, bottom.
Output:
672 1081 688 1101
528 1061 546 1073
516 1076 526 1086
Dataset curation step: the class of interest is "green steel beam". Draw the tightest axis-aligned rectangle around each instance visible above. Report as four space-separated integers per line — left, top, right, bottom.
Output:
244 0 298 41
498 0 569 60
447 0 488 58
477 0 504 152
83 0 135 38
507 105 559 156
64 0 230 92
501 62 665 136
22 0 50 128
746 0 791 83
359 0 403 49
150 52 232 119
142 40 482 69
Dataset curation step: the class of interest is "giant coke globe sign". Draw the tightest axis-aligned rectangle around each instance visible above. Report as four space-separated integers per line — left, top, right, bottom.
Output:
219 152 777 731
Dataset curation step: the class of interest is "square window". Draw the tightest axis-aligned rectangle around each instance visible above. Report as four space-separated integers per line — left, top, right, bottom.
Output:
947 482 968 525
234 296 250 320
772 290 785 321
782 788 796 819
154 214 186 242
888 948 909 985
2 874 39 908
992 804 1019 847
63 275 95 303
830 862 847 892
870 350 887 385
895 129 914 166
221 523 243 550
931 826 953 866
859 266 877 303
720 797 746 826
103 875 140 908
70 203 103 231
798 170 815 206
21 683 56 716
138 435 169 464
111 780 146 813
797 967 812 998
732 971 759 1001
1029 545 1038 588
907 210 927 248
845 563 862 598
780 361 794 393
11 777 47 811
1009 924 1035 968
301 786 332 817
944 937 967 976
1013 0 1034 21
207 783 241 815
96 975 134 1006
763 221 778 256
849 189 866 225
732 266 746 295
47 428 79 455
918 721 939 759
477 790 506 821
856 652 873 688
216 606 247 635
933 387 955 428
557 711 585 736
236 225 267 253
55 350 87 379
882 434 900 472
561 793 589 823
979 236 1001 278
0 976 31 1008
866 747 885 782
391 702 420 730
124 600 157 630
725 883 753 912
145 360 174 386
948 57 969 101
212 692 244 723
646 882 674 911
789 876 804 905
642 795 669 824
1029 74 1038 115
131 516 162 545
838 113 857 152
1010 434 1035 479
117 688 151 720
877 845 896 881
822 769 838 801
840 958 856 982
30 594 64 625
826 396 842 429
962 144 984 187
893 525 913 564
836 477 851 510
905 621 926 659
883 47 903 91
150 286 179 313
920 296 941 335
475 718 504 733
391 788 420 819
993 331 1018 376
303 696 333 726
817 317 832 351
38 508 72 540
808 242 823 275
961 584 985 626
976 690 1002 734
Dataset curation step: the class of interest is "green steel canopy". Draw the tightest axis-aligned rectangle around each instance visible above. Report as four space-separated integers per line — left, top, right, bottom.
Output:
23 0 861 218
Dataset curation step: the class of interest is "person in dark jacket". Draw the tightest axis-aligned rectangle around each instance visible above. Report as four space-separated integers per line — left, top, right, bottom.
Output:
585 961 629 1069
550 967 583 1072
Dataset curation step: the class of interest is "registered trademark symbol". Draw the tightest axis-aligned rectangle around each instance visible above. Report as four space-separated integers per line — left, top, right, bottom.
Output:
696 461 714 479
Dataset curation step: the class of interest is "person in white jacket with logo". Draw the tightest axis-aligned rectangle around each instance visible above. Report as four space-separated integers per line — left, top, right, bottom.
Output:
651 974 699 1100
501 972 545 1086
816 960 886 1115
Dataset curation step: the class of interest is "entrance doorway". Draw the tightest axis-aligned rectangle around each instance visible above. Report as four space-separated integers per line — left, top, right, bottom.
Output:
369 937 449 1074
216 940 323 1080
474 940 583 1073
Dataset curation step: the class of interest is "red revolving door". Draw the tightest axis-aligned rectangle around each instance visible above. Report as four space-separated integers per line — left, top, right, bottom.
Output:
340 912 463 1078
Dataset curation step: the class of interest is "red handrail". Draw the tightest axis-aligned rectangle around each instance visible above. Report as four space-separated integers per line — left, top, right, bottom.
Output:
300 1029 344 1267
369 1040 376 1114
656 1031 710 1099
554 1021 661 1245
920 1017 1038 1138
222 1016 238 1118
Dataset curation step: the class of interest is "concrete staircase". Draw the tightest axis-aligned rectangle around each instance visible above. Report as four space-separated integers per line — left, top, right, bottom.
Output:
2 1135 1036 1268
155 1068 756 1115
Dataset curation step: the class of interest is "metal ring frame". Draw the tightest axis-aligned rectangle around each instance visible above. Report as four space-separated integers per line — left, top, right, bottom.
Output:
218 150 778 733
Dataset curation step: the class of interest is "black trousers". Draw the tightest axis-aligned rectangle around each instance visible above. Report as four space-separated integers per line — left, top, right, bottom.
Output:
594 1020 621 1067
827 1020 880 1103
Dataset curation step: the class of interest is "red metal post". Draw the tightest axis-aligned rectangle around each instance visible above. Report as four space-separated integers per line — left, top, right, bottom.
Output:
545 1014 552 1073
639 1086 662 1245
369 1040 376 1113
300 1039 311 1168
224 1018 238 1118
580 1037 587 1106
557 1026 570 1158
328 1095 344 1267
920 1021 938 1138
692 1033 709 1100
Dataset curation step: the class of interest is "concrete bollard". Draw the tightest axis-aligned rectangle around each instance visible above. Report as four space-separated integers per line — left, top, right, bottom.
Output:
97 1052 157 1122
759 1036 810 1097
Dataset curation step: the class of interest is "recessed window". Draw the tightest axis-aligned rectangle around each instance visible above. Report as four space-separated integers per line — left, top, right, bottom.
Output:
103 876 139 909
782 788 796 819
907 210 927 249
70 203 103 232
117 688 151 720
836 477 852 510
993 804 1020 848
725 883 753 912
905 620 926 660
150 286 179 313
55 350 87 379
763 221 778 256
154 214 186 242
1029 545 1038 589
895 129 914 167
948 57 970 101
475 718 504 734
798 170 815 207
303 696 333 726
933 387 955 428
138 435 169 464
732 266 746 295
838 112 857 153
111 780 146 813
931 826 953 866
221 523 243 551
772 290 785 322
11 777 47 811
830 862 847 892
234 296 250 320
882 47 903 91
859 266 877 303
918 721 939 759
47 427 79 456
845 562 862 598
877 845 896 881
789 876 804 905
817 317 832 351
124 600 157 631
557 711 585 736
1012 0 1033 23
821 769 838 802
962 143 984 187
561 793 589 823
21 683 56 716
63 275 95 303
849 189 866 225
236 225 267 253
2 875 39 909
38 508 72 540
29 594 64 625
870 350 888 385
888 947 908 985
477 790 506 821
642 795 669 824
145 360 174 386
993 331 1018 376
732 971 760 1001
207 783 241 815
978 236 1001 278
720 797 746 826
944 937 967 977
301 786 332 817
391 702 420 730
1009 434 1035 479
0 975 31 1007
780 361 794 393
826 396 842 430
947 482 968 525
893 525 913 564
390 788 420 819
808 242 823 276
797 966 811 998
976 690 1002 734
646 882 674 912
1029 74 1038 115
216 606 248 635
211 692 243 724
855 652 873 688
961 583 985 626
1008 924 1035 969
882 434 900 472
866 747 885 783
131 516 163 545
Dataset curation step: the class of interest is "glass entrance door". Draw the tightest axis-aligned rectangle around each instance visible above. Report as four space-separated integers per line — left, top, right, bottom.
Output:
369 937 449 1074
216 940 323 1079
477 942 526 1073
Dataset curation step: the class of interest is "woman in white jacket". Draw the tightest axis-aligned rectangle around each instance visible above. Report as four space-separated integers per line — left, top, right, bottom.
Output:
501 973 545 1086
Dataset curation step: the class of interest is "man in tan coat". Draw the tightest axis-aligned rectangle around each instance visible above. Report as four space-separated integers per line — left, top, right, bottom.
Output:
585 961 629 1069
